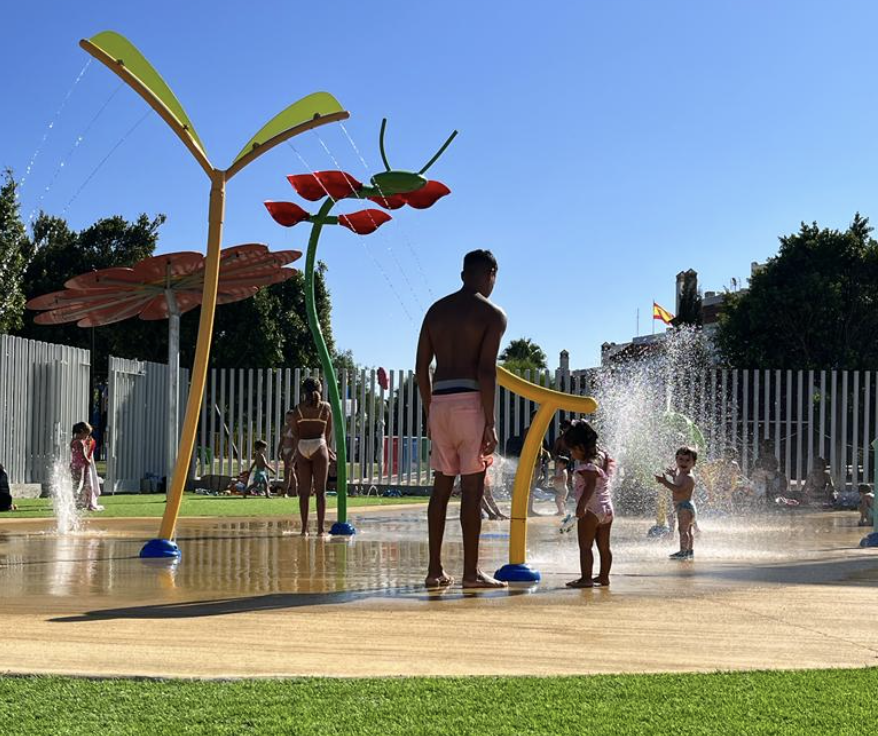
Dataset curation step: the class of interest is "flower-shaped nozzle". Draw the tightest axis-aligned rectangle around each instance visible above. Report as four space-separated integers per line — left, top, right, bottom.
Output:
370 170 427 195
377 118 457 194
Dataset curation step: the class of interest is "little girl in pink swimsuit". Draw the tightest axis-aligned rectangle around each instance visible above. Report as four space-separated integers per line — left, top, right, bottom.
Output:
563 420 615 588
70 422 103 511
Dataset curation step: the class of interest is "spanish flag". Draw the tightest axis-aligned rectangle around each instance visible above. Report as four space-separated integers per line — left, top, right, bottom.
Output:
653 302 674 325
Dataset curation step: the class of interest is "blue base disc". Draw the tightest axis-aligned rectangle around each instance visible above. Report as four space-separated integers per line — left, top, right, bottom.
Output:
140 538 181 558
494 563 541 583
330 521 357 536
859 531 878 548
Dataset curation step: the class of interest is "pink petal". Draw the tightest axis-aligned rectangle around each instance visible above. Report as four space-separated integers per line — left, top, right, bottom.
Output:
368 194 407 210
287 171 362 201
402 180 451 209
337 210 392 235
264 201 310 227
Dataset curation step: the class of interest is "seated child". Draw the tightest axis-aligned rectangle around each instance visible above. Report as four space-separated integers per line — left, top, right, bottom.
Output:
858 484 874 527
802 457 835 506
0 463 15 512
655 447 697 560
245 440 275 497
552 456 570 516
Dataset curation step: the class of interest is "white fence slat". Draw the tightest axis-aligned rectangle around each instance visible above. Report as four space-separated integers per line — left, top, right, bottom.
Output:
795 370 803 484
830 371 838 485
851 371 860 488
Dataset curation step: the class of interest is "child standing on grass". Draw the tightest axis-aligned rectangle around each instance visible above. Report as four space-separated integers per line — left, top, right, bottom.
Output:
562 421 615 588
656 447 697 560
245 440 275 497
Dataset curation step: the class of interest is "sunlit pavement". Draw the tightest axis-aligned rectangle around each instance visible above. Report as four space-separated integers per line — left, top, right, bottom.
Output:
1 505 876 677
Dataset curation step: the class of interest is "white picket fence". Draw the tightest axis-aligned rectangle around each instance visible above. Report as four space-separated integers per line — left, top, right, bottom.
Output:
0 334 90 484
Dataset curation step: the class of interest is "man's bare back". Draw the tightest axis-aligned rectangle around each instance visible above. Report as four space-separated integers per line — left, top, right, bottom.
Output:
422 290 506 382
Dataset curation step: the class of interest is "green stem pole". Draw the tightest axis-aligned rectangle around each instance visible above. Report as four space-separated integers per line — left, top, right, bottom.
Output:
304 198 349 526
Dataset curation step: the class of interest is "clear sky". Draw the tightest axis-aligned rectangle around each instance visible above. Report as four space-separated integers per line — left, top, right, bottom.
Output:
4 1 878 370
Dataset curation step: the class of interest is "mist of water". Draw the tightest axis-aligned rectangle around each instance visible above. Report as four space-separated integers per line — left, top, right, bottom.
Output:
590 326 733 517
49 459 82 535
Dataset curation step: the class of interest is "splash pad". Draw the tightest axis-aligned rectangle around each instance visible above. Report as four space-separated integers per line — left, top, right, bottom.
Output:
2 506 876 678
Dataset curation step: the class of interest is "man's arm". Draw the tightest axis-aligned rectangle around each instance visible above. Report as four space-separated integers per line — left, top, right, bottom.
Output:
415 316 435 419
477 308 508 454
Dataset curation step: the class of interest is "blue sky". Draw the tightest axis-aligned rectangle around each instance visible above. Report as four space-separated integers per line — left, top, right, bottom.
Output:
4 1 878 370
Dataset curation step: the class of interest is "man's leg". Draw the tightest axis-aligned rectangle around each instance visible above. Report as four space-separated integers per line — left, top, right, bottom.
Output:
426 473 455 587
460 471 507 588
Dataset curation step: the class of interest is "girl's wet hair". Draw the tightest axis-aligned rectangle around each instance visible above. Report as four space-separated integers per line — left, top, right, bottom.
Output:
72 421 92 436
302 377 322 407
676 446 698 463
562 420 599 459
254 440 267 451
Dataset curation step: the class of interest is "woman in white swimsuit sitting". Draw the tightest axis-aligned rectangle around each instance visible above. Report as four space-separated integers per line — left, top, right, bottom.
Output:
293 377 333 535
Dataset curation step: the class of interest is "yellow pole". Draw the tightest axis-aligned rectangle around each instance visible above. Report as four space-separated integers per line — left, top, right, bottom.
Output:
507 401 556 564
157 169 225 541
494 366 597 580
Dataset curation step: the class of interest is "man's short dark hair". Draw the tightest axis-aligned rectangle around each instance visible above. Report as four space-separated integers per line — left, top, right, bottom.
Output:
463 249 497 274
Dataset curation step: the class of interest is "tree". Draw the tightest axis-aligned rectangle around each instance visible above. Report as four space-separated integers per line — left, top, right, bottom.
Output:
673 275 703 327
14 209 337 374
0 169 34 332
14 211 166 378
208 261 335 369
717 213 878 368
500 337 548 374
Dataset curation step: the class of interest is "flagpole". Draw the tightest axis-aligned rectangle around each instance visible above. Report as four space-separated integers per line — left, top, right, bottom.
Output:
652 298 655 335
636 307 640 337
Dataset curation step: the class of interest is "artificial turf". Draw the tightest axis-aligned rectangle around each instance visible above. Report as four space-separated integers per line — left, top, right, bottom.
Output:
0 669 874 735
6 493 427 520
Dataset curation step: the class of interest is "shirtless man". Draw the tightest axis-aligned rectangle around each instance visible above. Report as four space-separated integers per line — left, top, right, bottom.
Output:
416 249 508 589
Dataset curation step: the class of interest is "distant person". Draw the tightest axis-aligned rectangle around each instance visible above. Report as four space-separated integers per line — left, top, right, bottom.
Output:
656 447 697 560
70 422 102 511
563 421 615 588
552 455 571 516
505 411 552 517
0 463 15 511
552 419 573 459
802 457 835 507
752 443 788 505
416 249 508 589
858 484 874 527
480 456 508 520
245 440 274 497
292 377 333 535
277 409 298 497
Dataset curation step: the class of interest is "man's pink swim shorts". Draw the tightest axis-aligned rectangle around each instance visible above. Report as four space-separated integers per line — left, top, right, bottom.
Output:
429 392 487 477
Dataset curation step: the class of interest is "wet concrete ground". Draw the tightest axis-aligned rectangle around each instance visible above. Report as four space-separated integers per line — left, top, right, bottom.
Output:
1 504 877 677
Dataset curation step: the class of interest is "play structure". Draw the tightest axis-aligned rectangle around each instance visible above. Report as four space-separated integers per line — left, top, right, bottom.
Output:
76 31 348 557
265 119 457 534
26 244 300 485
73 30 600 567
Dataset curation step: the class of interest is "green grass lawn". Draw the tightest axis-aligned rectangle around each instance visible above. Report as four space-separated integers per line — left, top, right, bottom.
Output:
1 669 874 735
6 492 428 520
